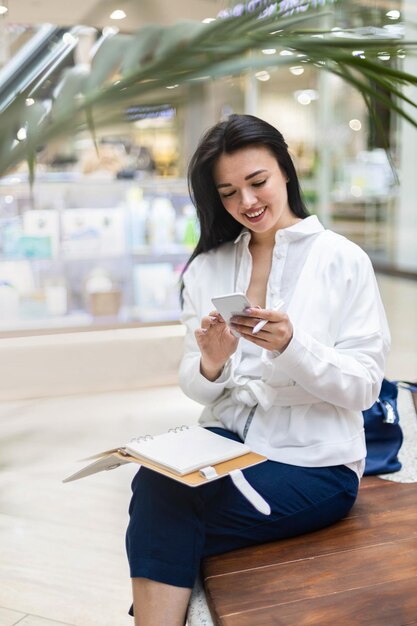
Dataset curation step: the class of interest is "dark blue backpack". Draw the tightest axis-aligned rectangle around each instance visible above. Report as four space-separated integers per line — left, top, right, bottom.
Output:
363 379 416 475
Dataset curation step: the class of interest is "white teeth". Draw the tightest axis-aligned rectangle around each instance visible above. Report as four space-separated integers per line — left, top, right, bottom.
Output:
245 207 266 218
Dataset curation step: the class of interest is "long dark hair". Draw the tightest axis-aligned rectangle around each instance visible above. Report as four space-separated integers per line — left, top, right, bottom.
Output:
181 114 309 291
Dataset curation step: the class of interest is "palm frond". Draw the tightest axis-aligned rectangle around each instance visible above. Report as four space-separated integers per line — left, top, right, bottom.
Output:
1 0 417 178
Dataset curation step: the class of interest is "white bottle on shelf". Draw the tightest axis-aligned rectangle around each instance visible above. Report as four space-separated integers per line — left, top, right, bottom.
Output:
0 281 20 321
44 278 68 316
126 186 150 251
147 197 176 250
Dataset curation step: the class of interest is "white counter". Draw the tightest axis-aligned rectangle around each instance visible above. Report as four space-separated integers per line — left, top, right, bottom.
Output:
0 324 185 401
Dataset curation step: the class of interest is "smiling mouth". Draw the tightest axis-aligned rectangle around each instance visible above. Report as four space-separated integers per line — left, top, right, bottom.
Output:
244 207 266 221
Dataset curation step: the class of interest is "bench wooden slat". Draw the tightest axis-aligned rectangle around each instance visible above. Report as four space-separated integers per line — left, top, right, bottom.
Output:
219 575 417 626
203 505 417 578
202 477 417 626
206 537 417 616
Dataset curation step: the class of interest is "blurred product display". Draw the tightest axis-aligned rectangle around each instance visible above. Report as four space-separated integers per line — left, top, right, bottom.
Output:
0 155 396 334
0 176 196 332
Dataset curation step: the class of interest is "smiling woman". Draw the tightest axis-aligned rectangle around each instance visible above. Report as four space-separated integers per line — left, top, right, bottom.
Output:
125 114 391 625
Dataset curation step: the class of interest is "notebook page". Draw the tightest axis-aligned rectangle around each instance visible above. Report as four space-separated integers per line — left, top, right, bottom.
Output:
124 426 250 475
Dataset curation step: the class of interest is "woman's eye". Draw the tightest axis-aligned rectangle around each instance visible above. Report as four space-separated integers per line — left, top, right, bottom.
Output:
222 190 236 198
252 180 266 188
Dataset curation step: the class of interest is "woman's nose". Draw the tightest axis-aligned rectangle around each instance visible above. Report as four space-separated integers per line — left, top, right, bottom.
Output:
240 188 257 209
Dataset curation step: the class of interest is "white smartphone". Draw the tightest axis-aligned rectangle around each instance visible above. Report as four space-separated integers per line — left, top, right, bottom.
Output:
211 292 252 324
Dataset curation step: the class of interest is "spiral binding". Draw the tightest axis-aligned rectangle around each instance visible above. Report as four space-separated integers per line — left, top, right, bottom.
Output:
168 425 189 434
129 434 154 444
129 425 189 443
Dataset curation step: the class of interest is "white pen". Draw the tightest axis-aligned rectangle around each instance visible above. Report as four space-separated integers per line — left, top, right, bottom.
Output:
252 299 285 334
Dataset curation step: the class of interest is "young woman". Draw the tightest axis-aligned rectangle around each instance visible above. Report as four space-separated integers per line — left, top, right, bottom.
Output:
126 114 390 625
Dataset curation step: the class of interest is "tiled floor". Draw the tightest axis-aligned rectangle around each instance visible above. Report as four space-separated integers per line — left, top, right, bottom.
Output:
0 274 415 626
377 274 417 380
0 388 201 626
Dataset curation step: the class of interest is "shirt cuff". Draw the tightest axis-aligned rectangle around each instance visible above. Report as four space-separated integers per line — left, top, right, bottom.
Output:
264 323 307 373
196 357 233 389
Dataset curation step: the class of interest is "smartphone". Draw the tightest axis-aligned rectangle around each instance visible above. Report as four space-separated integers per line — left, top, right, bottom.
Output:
211 292 252 324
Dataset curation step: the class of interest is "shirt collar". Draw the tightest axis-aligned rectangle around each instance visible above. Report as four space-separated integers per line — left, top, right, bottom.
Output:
233 215 324 245
234 228 250 244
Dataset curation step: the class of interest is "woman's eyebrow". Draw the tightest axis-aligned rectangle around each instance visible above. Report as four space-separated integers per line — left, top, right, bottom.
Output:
216 169 268 189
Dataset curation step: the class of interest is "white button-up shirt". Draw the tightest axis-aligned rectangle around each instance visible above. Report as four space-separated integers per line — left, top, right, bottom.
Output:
179 216 390 477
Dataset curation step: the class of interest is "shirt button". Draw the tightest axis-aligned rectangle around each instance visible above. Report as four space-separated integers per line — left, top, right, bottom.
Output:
275 252 283 259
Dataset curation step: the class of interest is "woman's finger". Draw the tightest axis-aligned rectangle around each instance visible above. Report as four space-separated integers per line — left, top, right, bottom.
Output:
209 310 226 323
245 307 286 322
230 314 259 328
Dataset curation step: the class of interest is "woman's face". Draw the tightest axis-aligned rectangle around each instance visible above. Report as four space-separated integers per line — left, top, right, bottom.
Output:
213 145 299 241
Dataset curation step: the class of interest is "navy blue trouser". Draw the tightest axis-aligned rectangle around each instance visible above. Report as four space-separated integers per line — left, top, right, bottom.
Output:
126 427 359 589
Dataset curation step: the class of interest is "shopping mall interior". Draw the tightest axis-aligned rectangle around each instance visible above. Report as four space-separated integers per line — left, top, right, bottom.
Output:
0 1 416 625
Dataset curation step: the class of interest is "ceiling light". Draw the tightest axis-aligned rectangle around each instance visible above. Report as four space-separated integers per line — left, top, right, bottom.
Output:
294 89 318 105
280 50 293 56
386 10 400 20
110 9 126 20
0 4 8 15
17 127 27 141
25 98 35 106
255 71 271 82
289 66 304 75
166 84 179 89
262 49 276 55
378 52 391 61
349 119 362 131
202 18 216 23
352 50 365 58
297 93 311 105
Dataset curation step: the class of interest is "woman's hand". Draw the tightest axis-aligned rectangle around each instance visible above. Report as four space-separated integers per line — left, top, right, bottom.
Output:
195 311 239 381
230 307 293 353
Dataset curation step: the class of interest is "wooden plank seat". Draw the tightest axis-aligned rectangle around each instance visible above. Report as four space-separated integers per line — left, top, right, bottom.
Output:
201 477 417 626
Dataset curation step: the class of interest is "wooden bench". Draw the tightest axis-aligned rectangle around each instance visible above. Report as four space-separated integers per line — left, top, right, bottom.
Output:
202 477 417 626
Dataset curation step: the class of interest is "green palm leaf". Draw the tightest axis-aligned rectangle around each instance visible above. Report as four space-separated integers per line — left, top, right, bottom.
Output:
1 0 416 179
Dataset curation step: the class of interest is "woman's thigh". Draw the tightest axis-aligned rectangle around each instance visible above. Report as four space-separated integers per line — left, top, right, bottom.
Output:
200 428 359 558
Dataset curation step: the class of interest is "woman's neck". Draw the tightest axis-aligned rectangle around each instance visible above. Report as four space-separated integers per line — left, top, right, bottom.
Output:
250 217 302 248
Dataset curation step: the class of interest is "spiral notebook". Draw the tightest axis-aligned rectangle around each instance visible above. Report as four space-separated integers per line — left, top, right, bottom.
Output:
63 426 270 514
64 425 265 480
